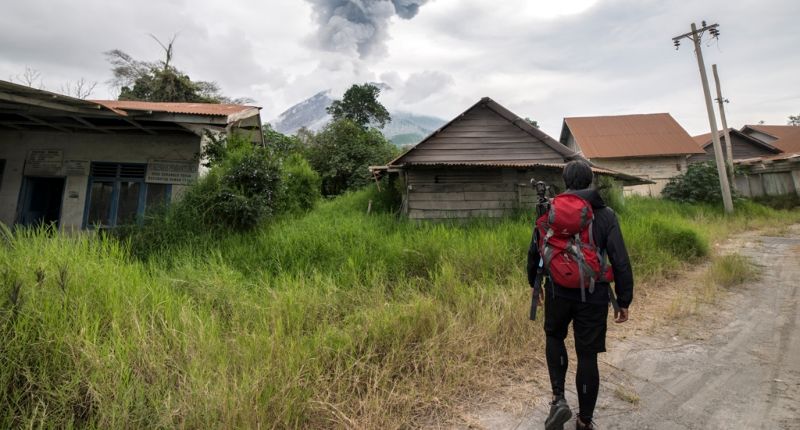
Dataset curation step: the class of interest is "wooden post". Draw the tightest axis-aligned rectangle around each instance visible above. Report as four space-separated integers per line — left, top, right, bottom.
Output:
712 64 735 183
689 23 734 213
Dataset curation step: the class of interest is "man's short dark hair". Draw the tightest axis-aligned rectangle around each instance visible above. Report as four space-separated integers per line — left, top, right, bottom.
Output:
563 160 594 190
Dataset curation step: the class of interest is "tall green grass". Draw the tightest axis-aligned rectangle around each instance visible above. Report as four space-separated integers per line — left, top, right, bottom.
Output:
1 190 798 428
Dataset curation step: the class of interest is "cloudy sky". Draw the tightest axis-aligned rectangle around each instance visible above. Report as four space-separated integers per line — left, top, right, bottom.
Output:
1 0 797 137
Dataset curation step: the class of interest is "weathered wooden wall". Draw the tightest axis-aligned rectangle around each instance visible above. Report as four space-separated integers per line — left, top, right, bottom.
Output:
688 133 779 164
399 104 565 165
405 167 563 220
735 172 800 198
590 156 686 197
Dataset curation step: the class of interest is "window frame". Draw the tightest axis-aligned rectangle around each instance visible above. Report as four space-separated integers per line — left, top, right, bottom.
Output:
82 162 172 229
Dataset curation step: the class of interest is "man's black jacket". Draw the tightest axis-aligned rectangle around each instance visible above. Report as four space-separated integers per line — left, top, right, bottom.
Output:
526 189 634 308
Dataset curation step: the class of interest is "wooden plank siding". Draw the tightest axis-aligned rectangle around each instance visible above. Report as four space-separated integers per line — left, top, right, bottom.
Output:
688 132 781 164
399 104 566 165
405 167 562 220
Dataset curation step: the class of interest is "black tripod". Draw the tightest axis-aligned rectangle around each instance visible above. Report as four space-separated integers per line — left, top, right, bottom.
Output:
530 180 551 321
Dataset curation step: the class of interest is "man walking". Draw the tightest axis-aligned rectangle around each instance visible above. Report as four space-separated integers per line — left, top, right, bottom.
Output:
528 160 634 430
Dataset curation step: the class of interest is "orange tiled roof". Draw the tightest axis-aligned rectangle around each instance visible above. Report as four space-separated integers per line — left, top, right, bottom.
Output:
564 113 704 158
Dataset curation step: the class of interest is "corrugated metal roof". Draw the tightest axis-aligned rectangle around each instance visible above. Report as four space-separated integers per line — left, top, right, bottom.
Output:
735 152 800 165
372 161 652 185
92 100 257 117
743 125 800 153
564 113 705 158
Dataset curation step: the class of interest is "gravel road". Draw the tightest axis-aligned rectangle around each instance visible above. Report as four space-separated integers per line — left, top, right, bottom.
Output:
475 226 800 430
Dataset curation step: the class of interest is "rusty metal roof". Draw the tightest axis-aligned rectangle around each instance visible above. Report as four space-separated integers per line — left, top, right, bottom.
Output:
742 124 800 153
735 151 800 165
563 113 705 158
92 100 258 118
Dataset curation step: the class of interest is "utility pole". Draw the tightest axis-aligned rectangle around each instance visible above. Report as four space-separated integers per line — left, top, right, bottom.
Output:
673 22 734 214
712 64 734 183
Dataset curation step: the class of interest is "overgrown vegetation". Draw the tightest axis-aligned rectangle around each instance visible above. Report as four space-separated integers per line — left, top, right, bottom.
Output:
306 119 397 196
662 162 741 204
2 191 798 428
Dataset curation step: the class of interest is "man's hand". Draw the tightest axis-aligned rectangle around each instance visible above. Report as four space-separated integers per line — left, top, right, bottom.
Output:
533 288 543 306
614 307 629 323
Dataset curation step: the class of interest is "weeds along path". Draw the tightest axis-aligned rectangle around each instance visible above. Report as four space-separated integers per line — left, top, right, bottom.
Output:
466 225 800 430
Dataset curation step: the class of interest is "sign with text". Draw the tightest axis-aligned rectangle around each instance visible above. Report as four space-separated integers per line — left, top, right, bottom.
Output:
64 160 90 176
25 149 63 176
146 160 198 185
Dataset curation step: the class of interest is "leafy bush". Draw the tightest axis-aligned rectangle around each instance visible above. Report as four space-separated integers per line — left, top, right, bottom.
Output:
306 119 397 196
663 162 738 204
280 153 321 213
119 136 283 257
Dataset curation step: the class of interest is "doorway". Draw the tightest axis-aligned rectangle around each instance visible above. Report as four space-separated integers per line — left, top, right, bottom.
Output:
18 177 66 227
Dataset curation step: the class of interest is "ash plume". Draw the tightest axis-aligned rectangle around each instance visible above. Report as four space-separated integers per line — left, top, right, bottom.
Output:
306 0 429 58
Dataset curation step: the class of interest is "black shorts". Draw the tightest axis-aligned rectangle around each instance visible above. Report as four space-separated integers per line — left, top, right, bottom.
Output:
544 293 609 354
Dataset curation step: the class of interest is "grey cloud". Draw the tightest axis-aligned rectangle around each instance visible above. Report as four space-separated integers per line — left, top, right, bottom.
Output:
306 0 429 58
400 70 454 104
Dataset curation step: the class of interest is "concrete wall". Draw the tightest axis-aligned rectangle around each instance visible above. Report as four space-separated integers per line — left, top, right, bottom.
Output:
0 130 200 231
590 155 687 196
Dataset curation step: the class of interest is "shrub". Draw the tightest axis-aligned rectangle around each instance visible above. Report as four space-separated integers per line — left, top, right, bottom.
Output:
306 119 398 196
280 154 321 213
662 162 739 204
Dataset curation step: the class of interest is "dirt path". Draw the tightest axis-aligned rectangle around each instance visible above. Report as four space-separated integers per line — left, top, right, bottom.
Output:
471 226 800 430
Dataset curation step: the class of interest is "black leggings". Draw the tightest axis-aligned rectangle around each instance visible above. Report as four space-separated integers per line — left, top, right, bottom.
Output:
546 336 600 422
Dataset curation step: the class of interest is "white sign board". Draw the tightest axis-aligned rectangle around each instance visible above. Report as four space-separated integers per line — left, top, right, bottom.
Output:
146 160 198 185
25 149 63 176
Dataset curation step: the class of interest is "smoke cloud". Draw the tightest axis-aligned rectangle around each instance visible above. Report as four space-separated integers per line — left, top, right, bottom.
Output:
306 0 429 58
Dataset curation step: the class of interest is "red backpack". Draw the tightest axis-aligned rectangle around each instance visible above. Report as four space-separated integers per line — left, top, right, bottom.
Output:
535 193 613 300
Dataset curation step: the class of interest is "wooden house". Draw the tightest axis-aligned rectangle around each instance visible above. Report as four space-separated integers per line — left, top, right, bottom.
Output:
740 124 800 154
370 98 646 221
688 128 781 164
559 113 705 196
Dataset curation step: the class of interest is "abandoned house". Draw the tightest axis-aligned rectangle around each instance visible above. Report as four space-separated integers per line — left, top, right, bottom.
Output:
370 97 646 221
689 128 782 164
559 113 704 196
740 124 800 154
0 80 262 231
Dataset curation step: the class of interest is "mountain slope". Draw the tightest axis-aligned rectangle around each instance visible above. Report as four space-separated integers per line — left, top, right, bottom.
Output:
271 91 445 146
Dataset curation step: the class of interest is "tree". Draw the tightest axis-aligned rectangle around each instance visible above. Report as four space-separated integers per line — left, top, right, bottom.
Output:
524 117 540 128
306 119 397 196
105 35 251 104
326 83 391 129
789 114 800 126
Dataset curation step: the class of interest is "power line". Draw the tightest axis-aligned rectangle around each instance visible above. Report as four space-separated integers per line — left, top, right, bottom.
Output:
673 21 734 214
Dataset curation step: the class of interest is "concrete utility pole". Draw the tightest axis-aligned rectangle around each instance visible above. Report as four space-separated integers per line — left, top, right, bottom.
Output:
672 22 734 214
712 64 735 182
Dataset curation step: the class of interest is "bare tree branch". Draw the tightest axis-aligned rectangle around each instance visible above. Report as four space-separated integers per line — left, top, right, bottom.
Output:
9 66 45 89
60 78 98 99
